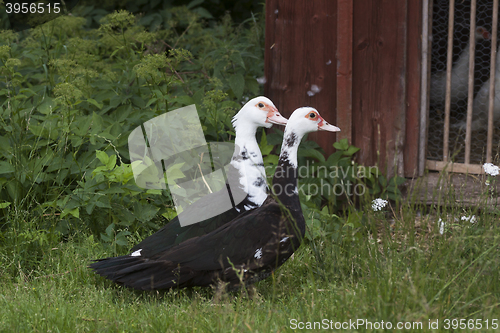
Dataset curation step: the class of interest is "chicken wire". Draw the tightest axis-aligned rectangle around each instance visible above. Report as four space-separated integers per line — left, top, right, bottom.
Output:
428 0 500 165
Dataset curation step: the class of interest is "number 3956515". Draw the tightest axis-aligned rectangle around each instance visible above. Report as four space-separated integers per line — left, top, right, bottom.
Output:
5 3 61 14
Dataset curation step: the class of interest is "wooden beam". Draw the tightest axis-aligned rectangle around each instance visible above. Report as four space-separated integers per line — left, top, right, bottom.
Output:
464 0 478 164
419 0 432 176
443 0 455 163
404 0 423 178
426 160 484 174
336 0 353 144
352 0 407 176
487 0 499 163
264 0 338 156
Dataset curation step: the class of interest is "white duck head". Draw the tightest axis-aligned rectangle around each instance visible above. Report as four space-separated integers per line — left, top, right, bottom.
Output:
230 96 287 209
475 26 491 40
279 107 340 168
232 96 287 134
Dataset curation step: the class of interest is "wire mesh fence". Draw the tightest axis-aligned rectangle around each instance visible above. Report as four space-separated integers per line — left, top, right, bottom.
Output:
428 0 500 166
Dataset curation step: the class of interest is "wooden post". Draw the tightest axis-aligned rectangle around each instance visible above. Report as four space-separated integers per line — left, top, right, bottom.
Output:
405 0 423 177
443 0 455 163
487 0 499 163
464 0 477 165
336 0 353 144
352 0 408 177
419 0 431 176
264 0 338 156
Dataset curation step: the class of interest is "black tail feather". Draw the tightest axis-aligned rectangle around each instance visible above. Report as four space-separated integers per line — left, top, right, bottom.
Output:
89 255 215 290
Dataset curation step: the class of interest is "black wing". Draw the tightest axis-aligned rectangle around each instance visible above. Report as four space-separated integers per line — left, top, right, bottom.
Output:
130 162 257 257
89 199 303 290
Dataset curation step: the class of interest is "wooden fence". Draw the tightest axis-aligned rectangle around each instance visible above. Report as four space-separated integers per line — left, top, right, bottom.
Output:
265 0 423 177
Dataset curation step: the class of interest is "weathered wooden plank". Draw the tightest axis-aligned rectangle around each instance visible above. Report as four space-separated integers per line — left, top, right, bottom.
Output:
352 0 408 176
487 0 499 163
404 0 423 177
443 0 456 163
336 0 353 144
405 173 499 208
426 160 484 174
264 0 338 155
419 0 432 177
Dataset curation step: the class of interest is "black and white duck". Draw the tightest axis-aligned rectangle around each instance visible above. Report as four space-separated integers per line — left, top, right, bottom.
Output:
89 107 339 290
430 26 490 108
126 96 287 258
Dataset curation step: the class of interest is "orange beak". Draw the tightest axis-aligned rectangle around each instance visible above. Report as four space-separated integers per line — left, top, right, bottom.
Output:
318 119 340 132
265 107 288 125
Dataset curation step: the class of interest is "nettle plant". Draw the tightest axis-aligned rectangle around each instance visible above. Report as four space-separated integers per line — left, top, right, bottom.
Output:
0 6 267 250
260 135 405 213
258 134 406 244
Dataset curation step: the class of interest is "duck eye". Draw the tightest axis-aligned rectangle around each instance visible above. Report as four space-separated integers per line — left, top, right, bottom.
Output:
309 113 316 118
258 103 265 108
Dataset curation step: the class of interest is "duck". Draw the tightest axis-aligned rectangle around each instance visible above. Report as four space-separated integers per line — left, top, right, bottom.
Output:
89 107 340 290
128 96 287 258
430 26 491 109
464 46 500 132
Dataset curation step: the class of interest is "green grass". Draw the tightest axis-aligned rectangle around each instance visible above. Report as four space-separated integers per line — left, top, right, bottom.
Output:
1 200 500 332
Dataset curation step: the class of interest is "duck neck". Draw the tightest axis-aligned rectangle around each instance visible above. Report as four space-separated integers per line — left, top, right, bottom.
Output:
231 126 267 207
272 127 302 208
233 122 258 149
232 125 264 169
455 44 471 70
456 36 482 70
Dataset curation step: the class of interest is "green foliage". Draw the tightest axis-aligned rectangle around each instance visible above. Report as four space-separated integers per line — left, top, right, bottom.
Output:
297 138 406 214
100 222 131 255
1 205 500 331
43 149 168 240
0 4 267 262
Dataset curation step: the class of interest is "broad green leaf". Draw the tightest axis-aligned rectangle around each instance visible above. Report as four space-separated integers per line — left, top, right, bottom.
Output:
105 223 115 236
145 97 158 108
379 175 387 187
90 112 103 134
172 95 195 106
0 161 14 174
96 150 109 165
61 207 79 219
298 148 326 163
100 234 111 242
245 77 259 95
133 202 160 223
29 125 59 140
187 0 204 9
0 202 11 209
264 154 279 165
87 98 103 110
259 131 273 156
390 176 407 186
343 145 361 156
229 73 245 99
333 138 349 151
229 52 245 69
326 151 343 166
193 7 213 19
38 97 56 115
165 162 186 183
162 207 178 220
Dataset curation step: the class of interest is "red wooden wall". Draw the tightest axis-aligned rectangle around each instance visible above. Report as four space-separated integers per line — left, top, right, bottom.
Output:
264 0 339 156
265 0 422 178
